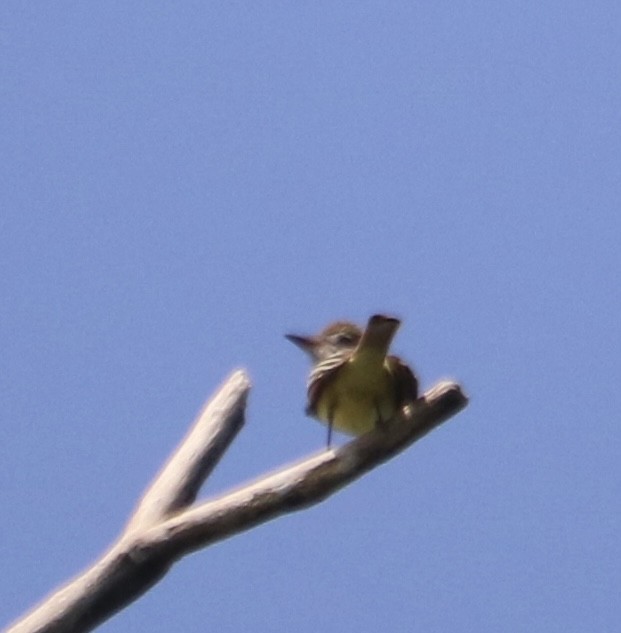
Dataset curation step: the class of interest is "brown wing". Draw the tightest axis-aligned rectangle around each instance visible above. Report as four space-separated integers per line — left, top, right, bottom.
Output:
305 352 348 418
388 355 419 405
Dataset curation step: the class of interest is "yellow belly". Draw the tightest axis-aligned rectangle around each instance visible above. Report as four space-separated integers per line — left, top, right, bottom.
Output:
314 354 397 436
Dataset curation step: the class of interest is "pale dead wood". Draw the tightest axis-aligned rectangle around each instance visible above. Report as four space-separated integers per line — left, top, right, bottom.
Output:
5 375 467 633
5 370 251 633
126 369 250 531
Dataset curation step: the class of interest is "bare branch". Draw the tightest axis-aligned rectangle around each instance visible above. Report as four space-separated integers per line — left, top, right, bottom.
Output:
6 370 251 633
5 378 467 633
126 370 251 531
139 380 468 559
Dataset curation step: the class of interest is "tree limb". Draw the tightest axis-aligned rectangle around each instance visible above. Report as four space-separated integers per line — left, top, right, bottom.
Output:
126 369 250 531
5 374 467 633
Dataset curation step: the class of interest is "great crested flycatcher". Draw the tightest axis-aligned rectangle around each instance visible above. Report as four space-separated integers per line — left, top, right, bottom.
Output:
286 314 418 446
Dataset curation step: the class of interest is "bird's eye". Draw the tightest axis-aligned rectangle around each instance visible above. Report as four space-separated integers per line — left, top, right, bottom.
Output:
336 333 354 344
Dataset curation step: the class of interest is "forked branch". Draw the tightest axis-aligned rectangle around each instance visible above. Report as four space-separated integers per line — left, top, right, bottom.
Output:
6 371 467 633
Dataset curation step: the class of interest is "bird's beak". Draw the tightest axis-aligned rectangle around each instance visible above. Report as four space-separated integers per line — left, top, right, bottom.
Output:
285 333 316 355
285 334 317 361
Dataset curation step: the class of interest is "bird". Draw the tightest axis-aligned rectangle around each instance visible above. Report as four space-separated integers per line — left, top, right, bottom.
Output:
286 314 418 446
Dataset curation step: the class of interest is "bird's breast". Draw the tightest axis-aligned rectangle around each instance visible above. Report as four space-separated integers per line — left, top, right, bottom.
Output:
315 357 397 436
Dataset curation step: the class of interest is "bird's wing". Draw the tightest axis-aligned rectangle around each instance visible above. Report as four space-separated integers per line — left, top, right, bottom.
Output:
305 353 349 417
388 355 419 404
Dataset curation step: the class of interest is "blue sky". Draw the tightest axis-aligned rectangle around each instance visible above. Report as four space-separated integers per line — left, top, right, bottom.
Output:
1 2 619 631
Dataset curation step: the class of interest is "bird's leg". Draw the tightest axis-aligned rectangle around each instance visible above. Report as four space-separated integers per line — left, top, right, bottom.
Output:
375 402 389 431
326 404 336 448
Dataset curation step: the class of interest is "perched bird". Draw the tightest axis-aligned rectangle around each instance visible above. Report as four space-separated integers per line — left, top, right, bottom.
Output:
286 314 418 446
